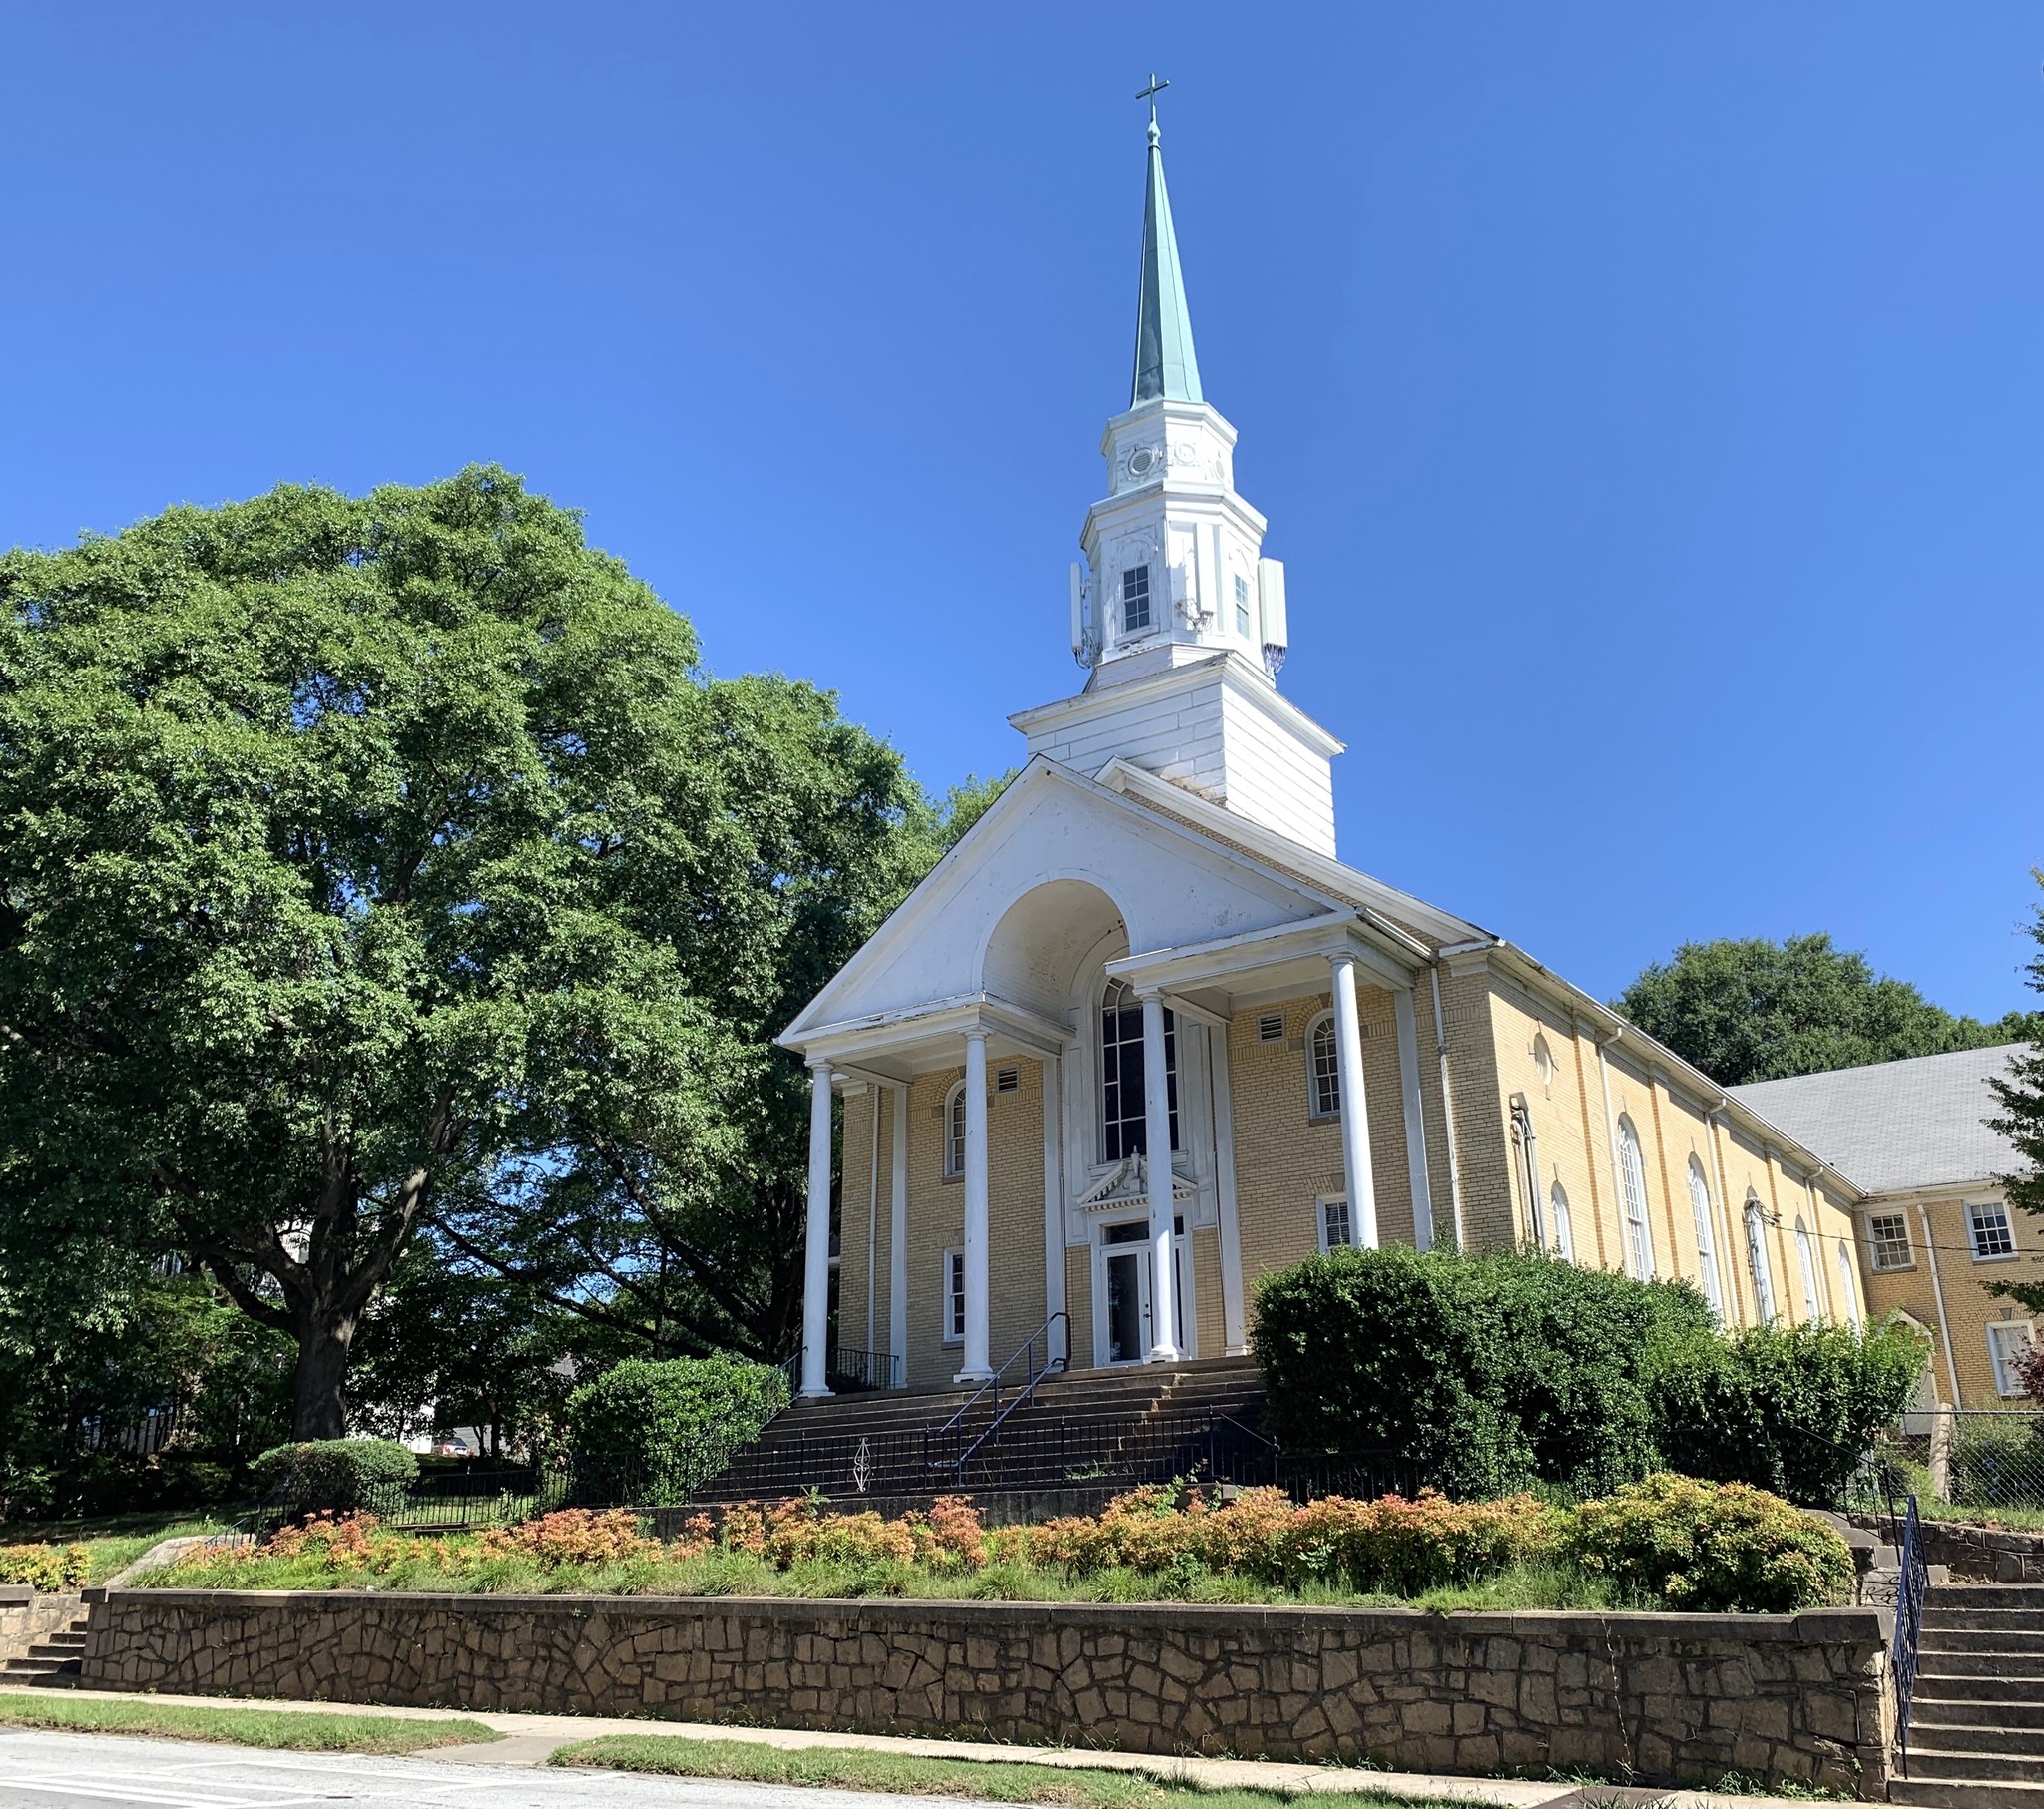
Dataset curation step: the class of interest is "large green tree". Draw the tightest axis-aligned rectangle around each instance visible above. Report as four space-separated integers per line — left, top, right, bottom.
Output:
1988 875 2044 1320
1614 932 2038 1087
0 468 934 1438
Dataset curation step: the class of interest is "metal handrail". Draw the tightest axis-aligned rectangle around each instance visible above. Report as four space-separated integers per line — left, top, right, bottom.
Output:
1891 1493 1928 1780
928 1310 1070 1483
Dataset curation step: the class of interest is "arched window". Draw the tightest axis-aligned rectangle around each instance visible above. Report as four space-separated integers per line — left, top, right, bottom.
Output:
1511 1096 1545 1252
1532 1034 1556 1096
1100 978 1176 1160
1550 1181 1575 1263
1688 1157 1724 1322
1835 1240 1862 1330
1745 1198 1779 1322
943 1081 967 1179
1794 1216 1822 1321
1306 1012 1340 1120
1616 1116 1655 1280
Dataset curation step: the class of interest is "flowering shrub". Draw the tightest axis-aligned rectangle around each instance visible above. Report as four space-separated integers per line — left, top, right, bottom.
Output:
1558 1472 1853 1612
1020 1485 1552 1593
478 1510 670 1568
0 1543 91 1590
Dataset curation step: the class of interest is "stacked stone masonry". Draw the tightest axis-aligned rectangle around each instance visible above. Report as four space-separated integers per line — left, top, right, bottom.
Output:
82 1591 1892 1797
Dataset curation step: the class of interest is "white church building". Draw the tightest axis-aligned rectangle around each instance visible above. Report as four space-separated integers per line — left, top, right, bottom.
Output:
778 107 1916 1399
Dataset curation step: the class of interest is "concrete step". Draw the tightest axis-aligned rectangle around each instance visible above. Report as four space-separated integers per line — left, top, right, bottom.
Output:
1903 1750 2044 1786
0 1657 79 1687
1928 1587 2044 1612
1918 1654 2044 1682
1916 1702 2044 1731
1925 1609 2044 1632
1914 1725 2044 1758
1888 1778 2044 1809
1917 1674 2044 1706
1923 1630 2044 1656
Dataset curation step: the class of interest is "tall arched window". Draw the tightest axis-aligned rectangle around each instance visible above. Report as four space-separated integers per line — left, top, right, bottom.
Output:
1745 1198 1779 1322
943 1081 967 1179
1550 1181 1576 1264
1616 1116 1655 1280
1835 1240 1862 1330
1100 978 1176 1160
1511 1096 1545 1252
1688 1157 1724 1322
1306 1012 1340 1120
1794 1216 1823 1321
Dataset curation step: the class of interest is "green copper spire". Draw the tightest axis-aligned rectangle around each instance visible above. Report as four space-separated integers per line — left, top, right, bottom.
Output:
1130 77 1203 408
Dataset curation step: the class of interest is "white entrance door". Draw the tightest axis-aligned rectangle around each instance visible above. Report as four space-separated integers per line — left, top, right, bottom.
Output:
1095 1215 1194 1365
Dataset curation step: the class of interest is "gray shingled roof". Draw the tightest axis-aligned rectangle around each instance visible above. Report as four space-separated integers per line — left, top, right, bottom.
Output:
1729 1044 2030 1196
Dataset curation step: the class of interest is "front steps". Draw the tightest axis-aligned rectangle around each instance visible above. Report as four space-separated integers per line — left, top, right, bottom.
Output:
0 1618 88 1689
1893 1584 2044 1809
691 1357 1265 1508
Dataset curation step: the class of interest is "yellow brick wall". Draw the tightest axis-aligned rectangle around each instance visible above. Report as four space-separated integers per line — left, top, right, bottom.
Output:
1191 1225 1225 1358
1064 1243 1093 1374
834 1087 889 1363
1437 965 1511 1252
1857 1193 2041 1407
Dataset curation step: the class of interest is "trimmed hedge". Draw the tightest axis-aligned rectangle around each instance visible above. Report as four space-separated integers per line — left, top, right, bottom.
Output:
1253 1246 1713 1496
566 1356 789 1506
1649 1320 1926 1505
250 1439 418 1512
1559 1472 1855 1612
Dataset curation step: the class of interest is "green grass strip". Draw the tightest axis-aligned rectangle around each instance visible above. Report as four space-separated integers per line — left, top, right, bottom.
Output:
0 1692 502 1754
550 1734 1452 1809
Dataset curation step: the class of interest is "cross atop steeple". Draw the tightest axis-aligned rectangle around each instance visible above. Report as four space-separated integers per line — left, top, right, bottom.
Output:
1130 78 1201 407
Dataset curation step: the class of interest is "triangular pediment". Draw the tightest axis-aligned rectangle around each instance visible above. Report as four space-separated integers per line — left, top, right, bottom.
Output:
781 758 1345 1047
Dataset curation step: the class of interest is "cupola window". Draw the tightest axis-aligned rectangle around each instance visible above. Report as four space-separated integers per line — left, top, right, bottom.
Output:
1120 564 1152 635
1234 574 1251 637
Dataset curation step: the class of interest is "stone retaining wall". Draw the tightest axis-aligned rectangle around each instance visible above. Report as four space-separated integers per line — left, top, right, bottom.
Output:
82 1590 1892 1795
1848 1513 2044 1583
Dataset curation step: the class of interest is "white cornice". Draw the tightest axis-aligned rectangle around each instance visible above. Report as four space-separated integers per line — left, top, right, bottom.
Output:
1009 651 1343 758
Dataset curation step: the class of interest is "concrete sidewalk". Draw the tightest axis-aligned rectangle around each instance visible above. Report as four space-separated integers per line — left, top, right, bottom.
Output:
0 1682 1806 1809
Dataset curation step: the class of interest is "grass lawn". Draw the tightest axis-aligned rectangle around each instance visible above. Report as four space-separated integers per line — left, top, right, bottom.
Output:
550 1734 1453 1809
142 1541 1626 1611
0 1511 232 1583
0 1691 500 1753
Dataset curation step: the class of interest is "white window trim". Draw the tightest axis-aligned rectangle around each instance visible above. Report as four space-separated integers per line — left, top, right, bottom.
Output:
1688 1157 1724 1321
1865 1211 1915 1273
1794 1217 1823 1323
1746 1198 1779 1323
940 1247 966 1346
1835 1239 1862 1331
942 1081 967 1180
1305 1010 1340 1122
1315 1193 1353 1254
1966 1199 2019 1264
1616 1116 1656 1281
1986 1319 2036 1398
1549 1180 1576 1264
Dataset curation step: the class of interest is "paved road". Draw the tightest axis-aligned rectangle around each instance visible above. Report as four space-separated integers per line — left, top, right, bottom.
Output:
0 1729 975 1809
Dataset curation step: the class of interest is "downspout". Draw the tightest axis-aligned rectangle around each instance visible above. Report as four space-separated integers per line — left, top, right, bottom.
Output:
1706 1108 1744 1323
1918 1201 1964 1408
1428 962 1466 1251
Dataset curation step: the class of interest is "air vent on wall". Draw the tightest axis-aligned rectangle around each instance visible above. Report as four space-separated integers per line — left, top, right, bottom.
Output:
1257 1013 1285 1042
996 1067 1020 1093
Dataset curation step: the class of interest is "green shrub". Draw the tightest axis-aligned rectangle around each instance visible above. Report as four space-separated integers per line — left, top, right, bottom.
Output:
1648 1320 1926 1505
1558 1472 1853 1612
1253 1246 1712 1496
566 1356 789 1506
250 1440 418 1513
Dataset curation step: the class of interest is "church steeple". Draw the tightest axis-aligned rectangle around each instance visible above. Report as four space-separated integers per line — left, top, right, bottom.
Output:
1131 94 1203 407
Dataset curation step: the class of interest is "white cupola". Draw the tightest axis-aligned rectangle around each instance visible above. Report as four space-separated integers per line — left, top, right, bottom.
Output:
1010 97 1342 857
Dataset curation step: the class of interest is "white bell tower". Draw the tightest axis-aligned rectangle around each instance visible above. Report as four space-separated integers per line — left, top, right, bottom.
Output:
1011 91 1343 857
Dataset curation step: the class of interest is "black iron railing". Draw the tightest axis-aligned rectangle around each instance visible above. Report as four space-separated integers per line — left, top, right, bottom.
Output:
1891 1494 1929 1780
930 1312 1069 1484
825 1346 901 1393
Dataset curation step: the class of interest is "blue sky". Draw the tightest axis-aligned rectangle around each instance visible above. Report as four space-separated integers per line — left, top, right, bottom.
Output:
5 5 2042 1019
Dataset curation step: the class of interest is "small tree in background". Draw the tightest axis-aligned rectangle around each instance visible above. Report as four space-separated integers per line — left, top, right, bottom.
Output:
1616 933 2037 1087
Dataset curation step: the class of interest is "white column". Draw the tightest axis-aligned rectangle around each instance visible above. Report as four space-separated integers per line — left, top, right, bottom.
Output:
888 1084 908 1387
1041 1053 1068 1368
1392 987 1435 1251
800 1061 835 1398
1140 992 1180 1361
1208 1022 1249 1355
957 1032 993 1382
1330 955 1379 1249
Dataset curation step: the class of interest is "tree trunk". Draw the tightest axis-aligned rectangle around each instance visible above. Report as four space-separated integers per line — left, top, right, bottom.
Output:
290 1315 356 1440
